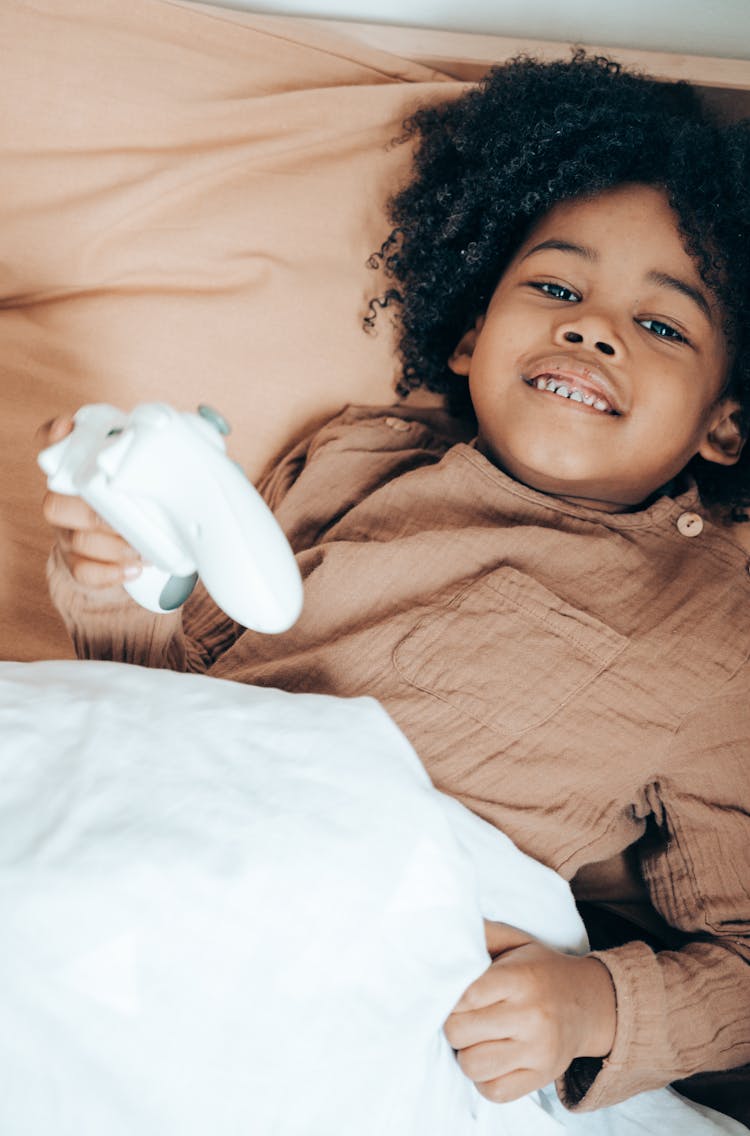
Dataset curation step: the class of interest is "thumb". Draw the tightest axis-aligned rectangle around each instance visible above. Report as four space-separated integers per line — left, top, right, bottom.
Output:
36 415 74 448
484 920 535 957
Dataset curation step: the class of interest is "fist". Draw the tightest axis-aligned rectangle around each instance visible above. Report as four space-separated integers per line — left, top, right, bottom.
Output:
444 921 616 1103
37 416 144 589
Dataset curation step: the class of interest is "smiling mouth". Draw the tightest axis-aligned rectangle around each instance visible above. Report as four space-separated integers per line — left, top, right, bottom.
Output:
522 373 621 416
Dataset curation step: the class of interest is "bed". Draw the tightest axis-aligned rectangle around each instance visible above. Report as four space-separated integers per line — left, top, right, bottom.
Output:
3 0 749 665
1 1 748 1130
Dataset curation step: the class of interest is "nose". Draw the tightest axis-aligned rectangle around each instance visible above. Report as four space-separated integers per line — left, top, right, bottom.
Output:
562 330 615 356
553 312 624 359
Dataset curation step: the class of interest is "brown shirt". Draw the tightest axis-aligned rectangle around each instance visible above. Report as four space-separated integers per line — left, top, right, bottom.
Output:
49 405 750 1112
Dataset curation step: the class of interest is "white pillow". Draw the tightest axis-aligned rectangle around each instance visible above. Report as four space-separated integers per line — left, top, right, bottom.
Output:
1 662 742 1136
0 660 585 1135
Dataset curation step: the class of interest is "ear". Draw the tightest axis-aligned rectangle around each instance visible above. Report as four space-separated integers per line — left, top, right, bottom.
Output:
697 398 745 466
447 315 485 376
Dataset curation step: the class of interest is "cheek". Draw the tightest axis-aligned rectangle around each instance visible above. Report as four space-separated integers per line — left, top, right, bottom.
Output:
639 369 712 423
472 316 529 376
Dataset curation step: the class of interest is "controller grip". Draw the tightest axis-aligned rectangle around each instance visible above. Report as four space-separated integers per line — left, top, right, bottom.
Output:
124 565 198 614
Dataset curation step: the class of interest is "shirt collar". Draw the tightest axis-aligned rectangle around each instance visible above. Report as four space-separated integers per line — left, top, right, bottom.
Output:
458 441 703 530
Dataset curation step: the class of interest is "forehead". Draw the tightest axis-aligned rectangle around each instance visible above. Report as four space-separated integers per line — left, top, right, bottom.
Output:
516 184 693 271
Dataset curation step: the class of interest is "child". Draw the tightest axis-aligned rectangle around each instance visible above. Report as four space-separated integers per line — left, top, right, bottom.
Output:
39 54 750 1119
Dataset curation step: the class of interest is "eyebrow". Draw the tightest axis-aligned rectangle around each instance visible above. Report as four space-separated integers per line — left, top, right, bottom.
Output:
521 239 714 325
646 271 713 325
521 238 597 262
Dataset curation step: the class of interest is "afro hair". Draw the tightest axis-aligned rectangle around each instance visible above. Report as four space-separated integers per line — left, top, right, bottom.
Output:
368 52 750 512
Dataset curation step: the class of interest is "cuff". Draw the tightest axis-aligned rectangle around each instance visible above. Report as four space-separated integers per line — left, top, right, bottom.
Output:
46 545 183 667
556 939 670 1111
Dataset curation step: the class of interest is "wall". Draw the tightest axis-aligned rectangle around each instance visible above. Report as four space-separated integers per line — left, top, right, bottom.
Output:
197 0 750 61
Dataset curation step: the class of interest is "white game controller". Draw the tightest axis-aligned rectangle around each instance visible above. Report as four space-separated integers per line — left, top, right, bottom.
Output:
38 402 304 634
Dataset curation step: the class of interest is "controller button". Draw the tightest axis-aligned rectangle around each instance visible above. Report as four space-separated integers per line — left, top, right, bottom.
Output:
159 572 199 610
198 405 231 436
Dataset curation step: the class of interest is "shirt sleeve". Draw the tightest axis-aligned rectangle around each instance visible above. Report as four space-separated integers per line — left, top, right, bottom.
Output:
46 544 240 672
257 404 461 551
558 661 750 1110
43 413 348 669
46 404 456 668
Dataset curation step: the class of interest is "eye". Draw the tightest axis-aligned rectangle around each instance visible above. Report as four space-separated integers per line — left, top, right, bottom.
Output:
530 281 581 303
639 318 688 344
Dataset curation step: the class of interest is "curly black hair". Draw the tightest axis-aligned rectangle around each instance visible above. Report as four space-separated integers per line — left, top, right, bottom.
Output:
367 51 750 513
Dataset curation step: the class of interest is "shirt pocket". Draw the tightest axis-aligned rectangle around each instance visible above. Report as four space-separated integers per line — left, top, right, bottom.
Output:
392 565 627 736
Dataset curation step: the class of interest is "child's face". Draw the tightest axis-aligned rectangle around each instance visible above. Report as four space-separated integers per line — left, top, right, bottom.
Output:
449 184 741 511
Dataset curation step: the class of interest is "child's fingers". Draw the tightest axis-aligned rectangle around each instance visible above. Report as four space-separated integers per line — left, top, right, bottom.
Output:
474 1066 546 1106
36 415 75 448
64 551 143 590
55 523 145 589
38 424 146 591
42 490 113 535
42 490 144 589
60 526 143 568
483 921 534 958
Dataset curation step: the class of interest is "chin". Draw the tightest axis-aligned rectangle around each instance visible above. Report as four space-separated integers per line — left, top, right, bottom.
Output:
505 457 595 494
504 462 620 505
480 438 627 501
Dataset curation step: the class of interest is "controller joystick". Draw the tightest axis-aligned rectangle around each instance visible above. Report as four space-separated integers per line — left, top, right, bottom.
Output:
38 403 303 634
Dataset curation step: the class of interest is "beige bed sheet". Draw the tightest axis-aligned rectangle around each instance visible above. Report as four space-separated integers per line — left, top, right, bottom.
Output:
0 0 456 660
2 0 748 664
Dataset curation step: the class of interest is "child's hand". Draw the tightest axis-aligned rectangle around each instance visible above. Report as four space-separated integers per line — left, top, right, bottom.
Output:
37 416 144 589
444 921 616 1103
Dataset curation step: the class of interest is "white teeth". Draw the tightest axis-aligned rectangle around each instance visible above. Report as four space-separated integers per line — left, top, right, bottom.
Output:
529 375 614 414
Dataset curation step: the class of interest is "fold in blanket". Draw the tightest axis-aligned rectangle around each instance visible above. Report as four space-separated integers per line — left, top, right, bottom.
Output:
0 661 744 1135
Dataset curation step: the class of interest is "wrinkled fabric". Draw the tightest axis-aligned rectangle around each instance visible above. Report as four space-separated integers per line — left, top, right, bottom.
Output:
0 660 745 1136
47 405 750 1111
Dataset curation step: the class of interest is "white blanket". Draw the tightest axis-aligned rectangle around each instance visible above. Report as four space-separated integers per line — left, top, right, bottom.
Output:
0 661 745 1135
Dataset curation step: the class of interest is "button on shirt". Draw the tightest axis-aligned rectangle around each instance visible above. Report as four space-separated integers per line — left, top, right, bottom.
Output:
676 511 704 537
